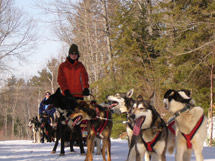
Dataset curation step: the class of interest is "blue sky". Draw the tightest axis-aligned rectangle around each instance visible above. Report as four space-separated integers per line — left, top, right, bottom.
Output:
12 0 62 80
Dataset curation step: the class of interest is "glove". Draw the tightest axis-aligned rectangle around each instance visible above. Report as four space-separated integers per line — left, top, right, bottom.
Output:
83 88 90 96
42 111 47 114
64 89 72 97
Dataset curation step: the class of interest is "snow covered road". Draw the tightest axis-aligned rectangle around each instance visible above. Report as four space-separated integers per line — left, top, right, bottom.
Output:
0 139 215 161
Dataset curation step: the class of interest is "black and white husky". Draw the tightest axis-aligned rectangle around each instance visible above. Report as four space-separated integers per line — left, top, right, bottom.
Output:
28 116 41 143
163 89 207 161
127 94 168 161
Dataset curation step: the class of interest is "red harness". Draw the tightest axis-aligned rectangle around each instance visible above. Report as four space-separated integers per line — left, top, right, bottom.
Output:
167 121 175 135
92 110 109 136
182 115 204 149
141 131 162 152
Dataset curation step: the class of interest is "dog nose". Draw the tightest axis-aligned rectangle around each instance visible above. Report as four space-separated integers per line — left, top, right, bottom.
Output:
130 114 135 119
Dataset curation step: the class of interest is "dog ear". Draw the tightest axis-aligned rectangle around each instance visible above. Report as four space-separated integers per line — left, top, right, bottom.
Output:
149 91 155 105
126 89 134 98
55 88 62 96
164 89 175 98
179 89 191 97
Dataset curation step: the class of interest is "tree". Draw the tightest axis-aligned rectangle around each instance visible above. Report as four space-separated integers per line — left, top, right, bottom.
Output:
0 0 37 74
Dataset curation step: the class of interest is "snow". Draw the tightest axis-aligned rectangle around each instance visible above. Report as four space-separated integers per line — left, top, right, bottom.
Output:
0 139 215 161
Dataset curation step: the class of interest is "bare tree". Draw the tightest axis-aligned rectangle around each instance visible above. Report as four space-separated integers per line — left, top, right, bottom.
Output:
46 58 60 93
34 0 118 86
0 0 37 72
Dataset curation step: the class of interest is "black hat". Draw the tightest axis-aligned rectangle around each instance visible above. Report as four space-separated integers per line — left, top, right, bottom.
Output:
68 44 80 57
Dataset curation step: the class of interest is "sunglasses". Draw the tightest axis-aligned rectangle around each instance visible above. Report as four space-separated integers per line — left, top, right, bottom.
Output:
45 93 50 96
70 52 78 55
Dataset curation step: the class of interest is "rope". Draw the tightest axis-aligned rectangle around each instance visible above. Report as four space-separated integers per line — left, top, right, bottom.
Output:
95 116 128 124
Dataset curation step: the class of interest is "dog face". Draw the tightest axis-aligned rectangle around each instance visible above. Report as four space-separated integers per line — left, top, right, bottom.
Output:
69 101 97 126
163 89 193 114
131 95 154 136
107 89 134 113
28 119 33 129
28 116 40 131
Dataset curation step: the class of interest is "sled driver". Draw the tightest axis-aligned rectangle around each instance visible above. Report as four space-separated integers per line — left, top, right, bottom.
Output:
57 44 90 100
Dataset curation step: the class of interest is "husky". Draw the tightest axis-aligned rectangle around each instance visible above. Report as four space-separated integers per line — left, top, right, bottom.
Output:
107 89 135 146
163 89 207 161
69 100 113 161
107 89 153 161
28 116 41 143
127 94 168 161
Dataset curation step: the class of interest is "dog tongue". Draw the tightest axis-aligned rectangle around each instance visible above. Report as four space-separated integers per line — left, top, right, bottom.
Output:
73 116 81 127
133 116 145 136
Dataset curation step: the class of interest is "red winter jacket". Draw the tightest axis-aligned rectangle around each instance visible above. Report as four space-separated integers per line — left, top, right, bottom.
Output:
57 59 89 98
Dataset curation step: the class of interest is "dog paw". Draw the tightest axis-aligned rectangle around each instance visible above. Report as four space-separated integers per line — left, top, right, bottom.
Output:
51 151 56 154
59 153 65 156
70 150 76 153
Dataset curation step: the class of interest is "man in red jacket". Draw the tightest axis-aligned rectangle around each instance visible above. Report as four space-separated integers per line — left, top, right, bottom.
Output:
57 44 90 100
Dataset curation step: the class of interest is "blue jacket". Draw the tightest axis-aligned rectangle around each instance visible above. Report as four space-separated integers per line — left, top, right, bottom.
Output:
39 98 56 117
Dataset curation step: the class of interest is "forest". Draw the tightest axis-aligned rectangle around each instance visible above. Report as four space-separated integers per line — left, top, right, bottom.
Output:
0 0 214 141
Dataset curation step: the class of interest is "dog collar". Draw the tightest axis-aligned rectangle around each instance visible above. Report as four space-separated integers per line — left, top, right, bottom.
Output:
175 104 192 117
168 104 193 124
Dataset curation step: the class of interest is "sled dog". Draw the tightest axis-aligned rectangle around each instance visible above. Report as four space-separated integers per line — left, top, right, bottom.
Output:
127 94 168 161
69 100 113 161
43 88 85 156
28 116 41 143
107 89 135 146
107 89 153 161
163 89 207 161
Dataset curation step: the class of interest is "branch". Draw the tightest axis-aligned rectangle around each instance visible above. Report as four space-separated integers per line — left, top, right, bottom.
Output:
176 39 215 56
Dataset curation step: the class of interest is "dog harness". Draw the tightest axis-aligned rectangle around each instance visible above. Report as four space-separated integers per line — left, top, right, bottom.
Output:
92 110 109 136
167 121 175 135
182 114 204 149
141 131 162 152
167 104 194 136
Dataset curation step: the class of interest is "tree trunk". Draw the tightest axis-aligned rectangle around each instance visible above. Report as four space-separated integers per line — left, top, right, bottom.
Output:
209 46 214 147
4 109 7 139
37 88 41 120
101 0 116 83
11 85 19 139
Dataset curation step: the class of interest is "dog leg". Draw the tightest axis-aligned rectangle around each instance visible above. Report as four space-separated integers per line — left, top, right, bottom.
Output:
52 138 59 154
175 142 185 161
85 134 94 161
106 137 111 161
144 152 151 161
60 125 65 156
102 138 108 161
192 145 204 161
127 145 136 161
77 125 85 154
151 153 166 161
33 131 36 143
95 138 101 155
127 135 138 161
92 138 95 153
183 150 192 161
70 139 75 152
127 126 133 148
